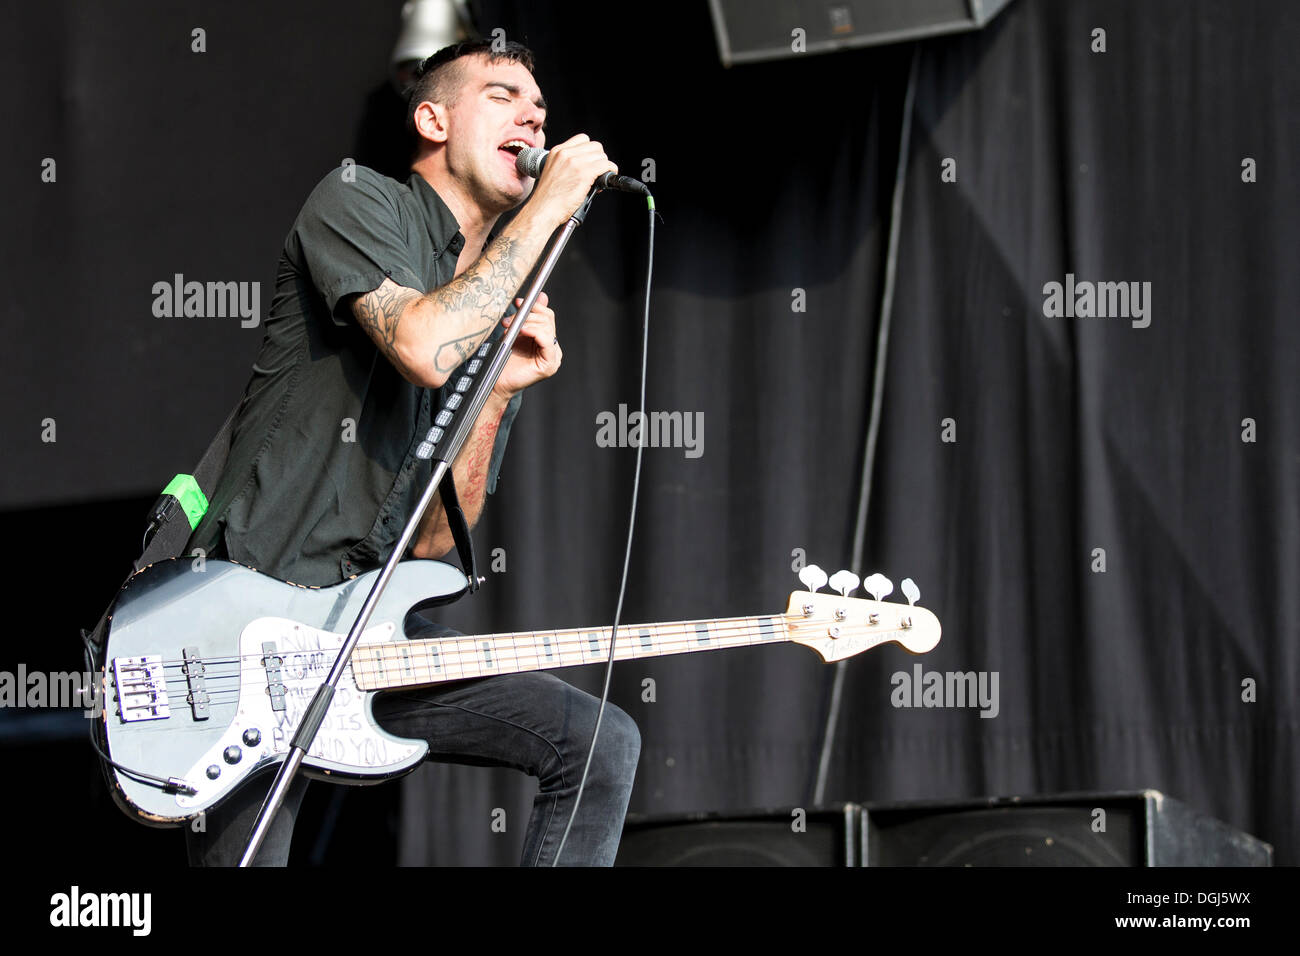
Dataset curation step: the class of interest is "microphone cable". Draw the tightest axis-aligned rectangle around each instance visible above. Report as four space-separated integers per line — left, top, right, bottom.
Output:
552 193 658 865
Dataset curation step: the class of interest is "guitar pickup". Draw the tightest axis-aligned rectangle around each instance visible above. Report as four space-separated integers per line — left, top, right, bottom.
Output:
262 642 286 713
111 655 171 722
181 646 210 720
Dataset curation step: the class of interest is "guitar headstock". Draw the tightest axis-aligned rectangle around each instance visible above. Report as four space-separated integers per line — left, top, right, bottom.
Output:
785 567 941 661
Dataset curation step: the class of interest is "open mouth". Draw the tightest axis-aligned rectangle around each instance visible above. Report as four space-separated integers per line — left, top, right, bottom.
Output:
499 140 531 172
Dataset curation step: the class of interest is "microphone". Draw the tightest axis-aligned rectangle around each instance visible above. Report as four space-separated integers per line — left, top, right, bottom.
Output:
516 147 651 196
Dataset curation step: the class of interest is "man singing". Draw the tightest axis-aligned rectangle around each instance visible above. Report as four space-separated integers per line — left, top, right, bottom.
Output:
185 39 641 866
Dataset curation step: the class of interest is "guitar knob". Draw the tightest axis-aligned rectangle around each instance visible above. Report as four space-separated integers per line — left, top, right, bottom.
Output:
242 728 262 747
206 765 221 780
223 745 243 764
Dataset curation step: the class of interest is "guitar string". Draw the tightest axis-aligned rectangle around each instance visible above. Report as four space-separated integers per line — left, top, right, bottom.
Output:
139 633 916 712
138 625 809 704
128 622 917 704
137 616 917 689
136 613 799 667
138 618 802 687
123 603 915 671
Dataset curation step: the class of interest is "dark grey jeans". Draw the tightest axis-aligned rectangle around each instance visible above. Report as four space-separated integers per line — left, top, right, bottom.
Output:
184 626 641 867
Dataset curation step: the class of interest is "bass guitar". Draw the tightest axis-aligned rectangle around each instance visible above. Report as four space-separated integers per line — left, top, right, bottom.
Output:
93 557 940 825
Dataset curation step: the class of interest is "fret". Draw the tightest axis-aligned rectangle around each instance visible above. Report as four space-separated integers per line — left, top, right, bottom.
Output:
565 629 587 666
566 630 587 665
493 632 521 676
423 639 439 686
510 630 533 674
695 622 709 645
452 636 478 679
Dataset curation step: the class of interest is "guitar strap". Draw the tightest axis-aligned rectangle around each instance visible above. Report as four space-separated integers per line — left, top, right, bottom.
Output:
436 470 481 593
84 396 482 659
137 401 243 571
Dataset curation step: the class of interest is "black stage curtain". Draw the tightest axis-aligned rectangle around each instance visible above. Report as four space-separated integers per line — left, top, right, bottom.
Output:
3 0 1295 866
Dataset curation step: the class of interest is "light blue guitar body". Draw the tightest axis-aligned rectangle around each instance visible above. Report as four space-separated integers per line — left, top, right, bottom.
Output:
94 557 468 826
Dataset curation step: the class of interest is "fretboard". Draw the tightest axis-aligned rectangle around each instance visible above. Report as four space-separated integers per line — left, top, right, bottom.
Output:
350 614 791 691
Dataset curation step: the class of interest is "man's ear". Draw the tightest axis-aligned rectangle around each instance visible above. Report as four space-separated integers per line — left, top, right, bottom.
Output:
413 100 450 146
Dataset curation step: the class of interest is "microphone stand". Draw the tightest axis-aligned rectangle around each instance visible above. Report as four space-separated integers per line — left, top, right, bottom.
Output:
238 188 600 866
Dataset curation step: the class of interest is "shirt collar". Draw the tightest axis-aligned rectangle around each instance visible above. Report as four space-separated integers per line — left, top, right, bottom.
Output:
409 171 466 259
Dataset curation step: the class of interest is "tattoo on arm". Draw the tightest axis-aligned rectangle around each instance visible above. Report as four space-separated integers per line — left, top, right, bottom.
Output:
433 326 494 373
428 235 524 372
351 235 527 381
353 280 422 377
415 402 506 557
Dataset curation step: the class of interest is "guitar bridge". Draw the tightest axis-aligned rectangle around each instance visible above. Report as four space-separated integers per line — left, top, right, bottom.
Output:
112 655 171 722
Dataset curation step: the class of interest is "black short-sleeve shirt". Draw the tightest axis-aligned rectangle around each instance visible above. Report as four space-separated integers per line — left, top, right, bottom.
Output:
188 165 521 586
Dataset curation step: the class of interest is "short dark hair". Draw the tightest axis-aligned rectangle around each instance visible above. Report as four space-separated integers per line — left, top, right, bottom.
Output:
405 39 537 137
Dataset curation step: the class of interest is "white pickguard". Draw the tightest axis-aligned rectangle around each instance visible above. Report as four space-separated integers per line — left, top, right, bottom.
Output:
174 618 426 811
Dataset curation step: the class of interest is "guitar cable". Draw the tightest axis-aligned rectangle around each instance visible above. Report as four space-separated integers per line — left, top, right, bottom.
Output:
552 195 658 865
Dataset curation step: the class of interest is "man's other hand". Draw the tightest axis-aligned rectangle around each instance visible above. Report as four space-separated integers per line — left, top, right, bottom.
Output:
494 291 561 397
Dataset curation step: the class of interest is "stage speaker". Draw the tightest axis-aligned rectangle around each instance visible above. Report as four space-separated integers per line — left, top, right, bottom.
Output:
616 804 860 866
860 790 1273 866
615 791 1271 866
707 0 1016 66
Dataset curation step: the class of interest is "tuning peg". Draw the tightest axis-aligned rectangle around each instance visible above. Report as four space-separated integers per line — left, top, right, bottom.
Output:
863 573 893 602
828 569 860 597
798 564 828 593
901 578 920 606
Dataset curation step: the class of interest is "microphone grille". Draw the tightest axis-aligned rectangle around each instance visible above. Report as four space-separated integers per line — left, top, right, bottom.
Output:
515 146 547 178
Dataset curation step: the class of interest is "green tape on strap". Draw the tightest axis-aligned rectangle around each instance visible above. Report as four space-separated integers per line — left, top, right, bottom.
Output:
161 474 209 530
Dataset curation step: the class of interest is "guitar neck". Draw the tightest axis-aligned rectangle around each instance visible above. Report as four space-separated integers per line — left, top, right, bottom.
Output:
351 613 792 691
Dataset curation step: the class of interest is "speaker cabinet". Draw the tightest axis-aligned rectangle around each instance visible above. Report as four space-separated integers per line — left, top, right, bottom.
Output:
616 804 859 866
615 791 1272 866
707 0 1016 66
861 790 1272 866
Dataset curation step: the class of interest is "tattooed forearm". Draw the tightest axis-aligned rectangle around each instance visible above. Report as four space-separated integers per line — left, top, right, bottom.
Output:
425 235 524 364
353 280 422 376
349 233 537 387
413 398 508 559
